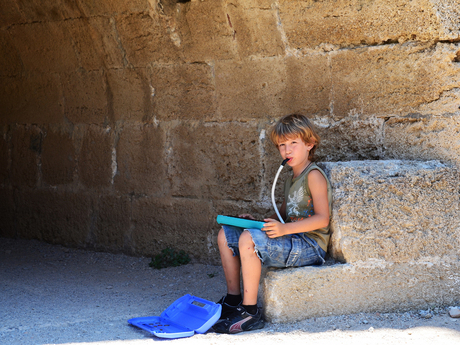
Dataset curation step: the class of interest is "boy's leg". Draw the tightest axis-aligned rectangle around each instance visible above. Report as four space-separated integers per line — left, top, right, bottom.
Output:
217 227 241 295
213 230 265 333
238 230 261 306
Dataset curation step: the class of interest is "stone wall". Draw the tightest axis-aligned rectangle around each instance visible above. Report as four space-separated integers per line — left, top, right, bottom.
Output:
0 0 459 261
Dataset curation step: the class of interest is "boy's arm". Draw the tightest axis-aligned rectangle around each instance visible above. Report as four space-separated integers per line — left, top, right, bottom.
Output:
262 170 329 238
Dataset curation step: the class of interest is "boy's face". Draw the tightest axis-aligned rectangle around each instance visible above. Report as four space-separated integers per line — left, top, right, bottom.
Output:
277 135 314 172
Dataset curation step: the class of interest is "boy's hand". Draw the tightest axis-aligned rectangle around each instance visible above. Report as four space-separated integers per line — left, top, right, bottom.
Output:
261 218 285 238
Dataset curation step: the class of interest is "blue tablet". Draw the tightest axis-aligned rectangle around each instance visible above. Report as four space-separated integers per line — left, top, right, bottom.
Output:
216 215 265 230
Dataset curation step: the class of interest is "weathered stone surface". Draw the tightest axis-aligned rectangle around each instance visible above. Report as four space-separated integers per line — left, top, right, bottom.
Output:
114 123 167 195
10 21 79 73
226 1 284 58
10 126 41 188
384 115 460 168
180 0 236 62
10 0 83 22
331 43 460 119
0 189 16 237
0 129 8 185
149 63 216 120
131 197 214 259
314 115 385 161
215 58 286 119
65 17 126 70
41 128 76 186
77 125 114 189
15 190 92 245
116 12 183 66
62 70 108 124
284 54 331 117
75 0 148 17
0 0 24 27
0 73 63 125
450 306 460 318
169 122 261 200
321 160 460 263
430 0 460 40
279 0 459 49
0 31 22 76
107 68 149 122
89 194 132 252
263 259 460 322
215 53 332 120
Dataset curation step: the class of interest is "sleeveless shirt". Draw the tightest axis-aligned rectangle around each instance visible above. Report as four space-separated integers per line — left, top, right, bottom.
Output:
283 162 332 252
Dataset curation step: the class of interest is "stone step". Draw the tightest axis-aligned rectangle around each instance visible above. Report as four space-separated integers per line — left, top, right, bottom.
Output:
262 160 460 323
263 259 460 323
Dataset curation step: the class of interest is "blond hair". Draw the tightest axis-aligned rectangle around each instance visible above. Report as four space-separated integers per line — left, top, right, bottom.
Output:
270 114 320 161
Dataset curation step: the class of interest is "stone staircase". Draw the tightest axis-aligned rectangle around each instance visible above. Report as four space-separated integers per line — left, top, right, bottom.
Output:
262 160 460 323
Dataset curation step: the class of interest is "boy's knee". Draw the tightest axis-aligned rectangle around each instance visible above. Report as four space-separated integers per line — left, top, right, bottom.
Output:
238 231 255 250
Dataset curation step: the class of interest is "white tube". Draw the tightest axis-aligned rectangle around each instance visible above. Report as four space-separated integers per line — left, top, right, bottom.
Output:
271 160 288 224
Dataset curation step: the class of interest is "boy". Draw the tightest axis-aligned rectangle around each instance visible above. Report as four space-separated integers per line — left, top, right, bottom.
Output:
213 114 332 334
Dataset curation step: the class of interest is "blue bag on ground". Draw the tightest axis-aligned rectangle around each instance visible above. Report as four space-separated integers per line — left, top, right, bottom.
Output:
128 294 222 339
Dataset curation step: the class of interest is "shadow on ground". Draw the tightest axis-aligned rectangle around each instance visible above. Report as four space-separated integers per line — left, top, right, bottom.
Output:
1 238 459 345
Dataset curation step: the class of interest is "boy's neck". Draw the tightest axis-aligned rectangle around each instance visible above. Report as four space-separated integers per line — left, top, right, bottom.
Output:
292 160 312 179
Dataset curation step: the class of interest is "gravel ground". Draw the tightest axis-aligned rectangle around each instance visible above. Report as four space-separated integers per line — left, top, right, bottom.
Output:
1 238 459 345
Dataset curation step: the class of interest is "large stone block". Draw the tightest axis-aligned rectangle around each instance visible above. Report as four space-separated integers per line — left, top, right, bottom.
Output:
215 58 286 119
89 194 132 252
169 122 261 200
263 259 460 322
215 53 331 120
0 189 16 238
0 0 24 27
15 190 92 245
75 0 148 17
11 0 83 22
0 73 63 125
116 12 183 66
114 123 167 195
10 126 42 188
330 43 460 119
314 115 386 161
0 31 22 76
131 197 214 260
149 63 216 120
77 125 114 189
179 0 236 61
225 0 284 58
10 21 79 73
65 17 126 70
321 160 460 263
384 114 460 168
0 129 8 185
284 54 332 117
278 0 459 49
41 127 76 186
107 68 149 122
62 70 108 124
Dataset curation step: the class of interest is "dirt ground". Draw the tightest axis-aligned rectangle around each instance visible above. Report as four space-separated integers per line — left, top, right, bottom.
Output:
1 237 459 345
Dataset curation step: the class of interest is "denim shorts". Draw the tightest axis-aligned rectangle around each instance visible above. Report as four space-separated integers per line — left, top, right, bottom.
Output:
222 225 326 268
